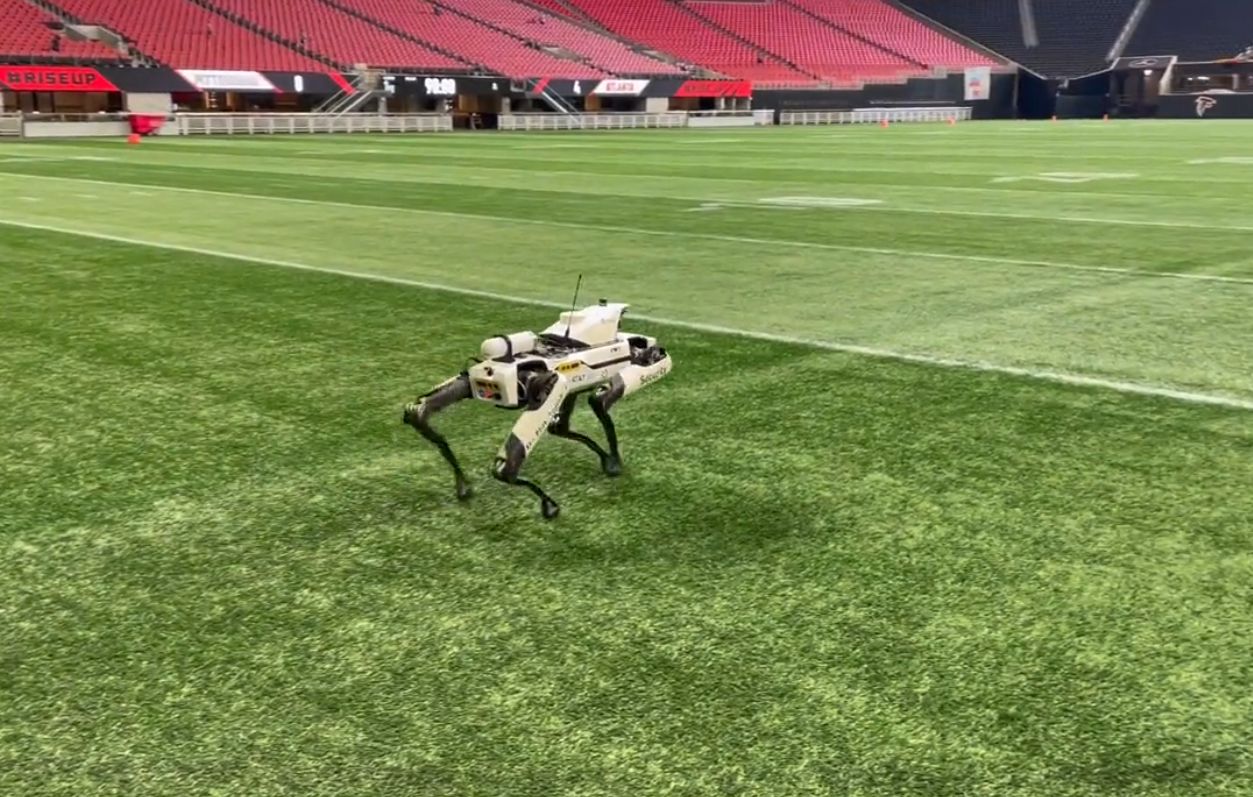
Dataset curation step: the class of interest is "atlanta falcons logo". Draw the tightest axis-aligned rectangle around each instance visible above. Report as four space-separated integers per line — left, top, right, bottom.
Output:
1195 96 1218 117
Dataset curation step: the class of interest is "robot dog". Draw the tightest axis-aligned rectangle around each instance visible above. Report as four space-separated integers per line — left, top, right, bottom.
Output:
403 300 671 519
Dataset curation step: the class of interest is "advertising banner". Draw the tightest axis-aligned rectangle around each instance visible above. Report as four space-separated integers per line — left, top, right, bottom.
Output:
963 67 990 100
176 69 278 92
0 65 120 93
591 79 650 96
673 79 752 98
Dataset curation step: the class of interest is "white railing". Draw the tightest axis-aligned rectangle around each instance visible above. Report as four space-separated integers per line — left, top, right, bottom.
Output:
498 112 688 131
174 113 452 135
0 113 22 137
780 106 973 125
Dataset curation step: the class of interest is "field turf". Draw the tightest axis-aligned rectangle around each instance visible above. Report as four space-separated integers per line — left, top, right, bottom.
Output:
1 122 1251 796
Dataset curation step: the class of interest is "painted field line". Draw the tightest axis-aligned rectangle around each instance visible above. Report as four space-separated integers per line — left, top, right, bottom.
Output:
3 173 1251 287
1 216 1250 412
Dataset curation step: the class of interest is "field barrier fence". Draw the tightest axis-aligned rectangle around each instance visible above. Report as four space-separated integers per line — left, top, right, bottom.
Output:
0 108 974 139
780 106 972 125
498 112 689 131
175 113 452 135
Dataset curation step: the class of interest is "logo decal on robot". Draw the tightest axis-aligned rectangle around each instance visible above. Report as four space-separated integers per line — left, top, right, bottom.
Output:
556 361 583 374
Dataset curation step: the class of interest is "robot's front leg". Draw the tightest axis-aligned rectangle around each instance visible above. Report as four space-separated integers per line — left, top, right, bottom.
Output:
549 393 620 477
587 346 672 473
403 373 474 501
493 371 570 519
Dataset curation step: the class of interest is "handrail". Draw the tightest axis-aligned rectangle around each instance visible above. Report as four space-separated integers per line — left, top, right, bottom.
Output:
779 106 972 124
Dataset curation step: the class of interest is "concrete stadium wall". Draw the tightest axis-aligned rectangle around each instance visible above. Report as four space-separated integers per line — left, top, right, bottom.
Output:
21 120 131 138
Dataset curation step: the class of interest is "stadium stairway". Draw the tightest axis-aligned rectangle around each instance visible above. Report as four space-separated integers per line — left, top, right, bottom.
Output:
669 0 820 82
517 0 591 24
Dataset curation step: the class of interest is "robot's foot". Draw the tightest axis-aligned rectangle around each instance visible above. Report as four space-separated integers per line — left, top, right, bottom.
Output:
541 497 561 520
455 479 473 501
602 455 622 478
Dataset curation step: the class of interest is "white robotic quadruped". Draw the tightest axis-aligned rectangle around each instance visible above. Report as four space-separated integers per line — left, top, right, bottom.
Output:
404 300 671 519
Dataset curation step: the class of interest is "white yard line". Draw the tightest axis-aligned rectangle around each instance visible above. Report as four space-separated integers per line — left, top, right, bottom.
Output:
1 216 1250 412
3 173 1251 287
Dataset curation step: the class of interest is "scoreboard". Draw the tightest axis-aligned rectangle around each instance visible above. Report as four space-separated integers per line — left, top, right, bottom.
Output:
382 75 505 98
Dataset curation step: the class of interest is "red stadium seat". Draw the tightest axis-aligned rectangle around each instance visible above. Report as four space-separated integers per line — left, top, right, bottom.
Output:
50 0 331 70
0 0 120 61
688 0 922 85
208 0 464 70
334 0 607 78
788 0 994 70
566 0 813 84
438 0 684 75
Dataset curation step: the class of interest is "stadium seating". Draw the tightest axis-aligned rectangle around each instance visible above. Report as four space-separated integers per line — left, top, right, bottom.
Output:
0 0 120 61
566 0 814 85
687 0 921 85
49 0 330 70
438 0 685 75
787 0 995 69
334 0 606 77
898 0 1137 77
1126 0 1253 62
207 0 464 70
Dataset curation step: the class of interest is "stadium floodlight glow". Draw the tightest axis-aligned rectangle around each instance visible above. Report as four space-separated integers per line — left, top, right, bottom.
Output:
403 296 671 519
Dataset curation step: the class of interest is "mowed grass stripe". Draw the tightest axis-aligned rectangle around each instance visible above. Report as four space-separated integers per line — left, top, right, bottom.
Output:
4 169 1250 285
5 141 1252 234
4 216 1251 411
10 140 1253 206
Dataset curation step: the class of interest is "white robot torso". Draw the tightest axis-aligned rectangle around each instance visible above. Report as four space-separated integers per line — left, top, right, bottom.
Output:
467 301 666 409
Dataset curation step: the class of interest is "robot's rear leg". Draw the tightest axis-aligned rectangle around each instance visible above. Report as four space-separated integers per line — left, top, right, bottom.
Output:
404 374 474 502
550 393 621 477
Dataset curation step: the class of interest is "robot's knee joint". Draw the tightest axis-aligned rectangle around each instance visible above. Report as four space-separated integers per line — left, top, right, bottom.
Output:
492 457 519 484
402 401 424 427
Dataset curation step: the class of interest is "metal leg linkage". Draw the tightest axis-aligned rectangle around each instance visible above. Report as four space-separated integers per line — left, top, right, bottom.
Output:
403 373 474 501
550 392 622 477
493 371 570 519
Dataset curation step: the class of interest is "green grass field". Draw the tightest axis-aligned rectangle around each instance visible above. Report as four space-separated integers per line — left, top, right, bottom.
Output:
1 121 1251 796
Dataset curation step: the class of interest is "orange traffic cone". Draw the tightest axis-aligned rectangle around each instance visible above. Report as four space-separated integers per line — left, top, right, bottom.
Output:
1102 113 1110 122
1051 115 1058 123
880 119 889 128
126 133 141 145
947 117 956 125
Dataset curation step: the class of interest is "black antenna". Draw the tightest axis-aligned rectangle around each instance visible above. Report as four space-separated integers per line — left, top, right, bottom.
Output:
563 273 583 340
